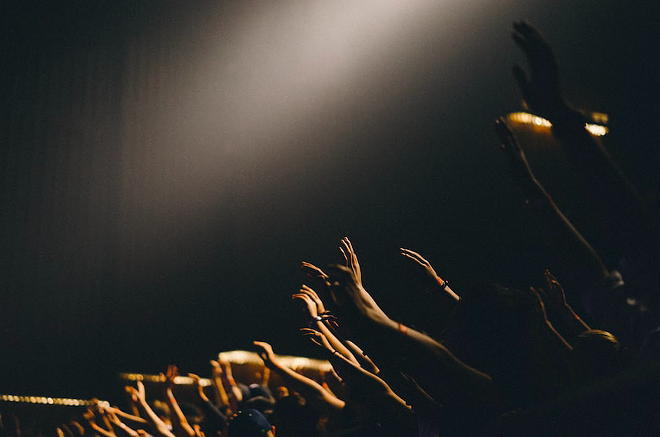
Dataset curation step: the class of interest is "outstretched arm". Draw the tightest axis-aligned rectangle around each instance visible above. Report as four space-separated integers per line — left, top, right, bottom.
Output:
496 117 608 291
324 264 500 420
293 284 358 365
536 270 591 342
512 20 660 264
400 248 460 304
128 382 175 437
253 341 346 415
302 328 413 422
161 366 196 437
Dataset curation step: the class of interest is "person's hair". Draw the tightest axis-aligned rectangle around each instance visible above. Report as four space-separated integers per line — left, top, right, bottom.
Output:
227 409 272 437
572 329 622 384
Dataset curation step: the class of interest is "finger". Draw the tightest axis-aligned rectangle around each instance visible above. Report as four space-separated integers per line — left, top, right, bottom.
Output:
296 289 314 301
298 287 317 298
401 248 429 265
400 251 424 267
342 237 354 254
535 286 549 303
301 285 321 301
512 30 532 55
513 20 534 35
302 261 329 279
544 269 560 285
325 264 352 278
339 246 349 265
529 287 545 305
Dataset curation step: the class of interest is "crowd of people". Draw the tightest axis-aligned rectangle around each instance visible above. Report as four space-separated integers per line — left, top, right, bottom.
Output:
2 21 660 436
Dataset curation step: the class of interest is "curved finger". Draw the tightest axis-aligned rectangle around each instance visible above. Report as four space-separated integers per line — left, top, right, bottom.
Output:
301 284 321 300
400 251 425 267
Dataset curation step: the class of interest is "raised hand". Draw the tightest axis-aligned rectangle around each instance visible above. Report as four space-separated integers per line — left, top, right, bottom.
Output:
300 284 327 314
160 365 178 390
537 269 591 336
512 21 566 119
292 286 322 321
325 264 388 325
106 411 139 437
541 269 568 311
188 373 210 403
300 328 334 353
253 341 279 368
339 237 362 286
400 248 460 302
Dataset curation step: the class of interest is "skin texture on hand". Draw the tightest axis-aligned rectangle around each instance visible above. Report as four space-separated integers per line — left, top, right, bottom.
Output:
326 264 388 325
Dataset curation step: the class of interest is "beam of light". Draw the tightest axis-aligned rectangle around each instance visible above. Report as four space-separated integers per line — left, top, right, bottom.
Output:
118 0 461 264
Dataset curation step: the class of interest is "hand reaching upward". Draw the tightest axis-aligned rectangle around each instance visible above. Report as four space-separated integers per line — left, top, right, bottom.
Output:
339 237 362 286
512 21 567 119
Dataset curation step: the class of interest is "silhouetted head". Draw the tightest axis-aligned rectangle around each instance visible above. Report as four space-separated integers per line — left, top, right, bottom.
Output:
227 409 275 437
572 329 622 385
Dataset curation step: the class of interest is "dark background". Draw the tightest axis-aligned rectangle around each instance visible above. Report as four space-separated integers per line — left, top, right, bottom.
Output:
1 0 659 402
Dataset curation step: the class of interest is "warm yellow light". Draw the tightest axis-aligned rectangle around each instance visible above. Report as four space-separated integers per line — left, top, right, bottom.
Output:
119 373 212 386
507 112 608 136
219 350 333 372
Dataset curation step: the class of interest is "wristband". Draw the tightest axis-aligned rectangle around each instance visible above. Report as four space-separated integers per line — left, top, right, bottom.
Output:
437 277 449 290
397 322 408 335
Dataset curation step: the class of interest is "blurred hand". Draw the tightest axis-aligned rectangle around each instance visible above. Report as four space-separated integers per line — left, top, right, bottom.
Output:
539 269 569 312
160 365 178 390
188 373 210 403
300 328 334 352
512 21 566 119
253 341 278 368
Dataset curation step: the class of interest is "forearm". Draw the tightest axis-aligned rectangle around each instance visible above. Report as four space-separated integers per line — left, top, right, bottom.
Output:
218 374 241 411
550 107 660 260
110 410 147 427
548 304 591 341
314 319 358 365
351 315 495 409
165 388 195 437
326 349 411 415
527 181 609 290
134 398 174 437
211 375 230 408
269 361 345 414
